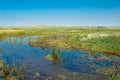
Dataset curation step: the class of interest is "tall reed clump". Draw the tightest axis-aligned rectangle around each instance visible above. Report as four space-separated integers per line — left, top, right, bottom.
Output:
45 48 61 61
51 48 60 60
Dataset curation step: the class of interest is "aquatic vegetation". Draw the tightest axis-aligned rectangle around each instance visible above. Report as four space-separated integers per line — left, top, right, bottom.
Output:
0 60 26 80
57 74 66 80
29 36 71 49
96 64 120 80
0 48 2 51
33 72 41 78
45 48 61 61
44 77 53 80
51 48 60 60
109 65 120 80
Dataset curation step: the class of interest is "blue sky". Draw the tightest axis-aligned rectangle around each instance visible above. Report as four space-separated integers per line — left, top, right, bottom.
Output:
0 0 120 26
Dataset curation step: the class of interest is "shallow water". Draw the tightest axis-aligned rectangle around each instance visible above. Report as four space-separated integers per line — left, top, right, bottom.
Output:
0 36 120 80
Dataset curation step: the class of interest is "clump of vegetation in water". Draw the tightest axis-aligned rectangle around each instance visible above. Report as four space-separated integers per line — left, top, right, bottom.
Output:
52 48 61 60
0 60 27 80
109 65 120 80
0 48 2 51
45 48 61 61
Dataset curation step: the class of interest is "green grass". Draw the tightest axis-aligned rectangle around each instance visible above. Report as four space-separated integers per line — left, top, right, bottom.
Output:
22 27 120 35
80 36 120 56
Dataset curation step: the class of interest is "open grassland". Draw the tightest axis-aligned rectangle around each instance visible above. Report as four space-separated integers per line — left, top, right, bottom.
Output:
0 27 120 56
22 27 120 35
0 27 120 35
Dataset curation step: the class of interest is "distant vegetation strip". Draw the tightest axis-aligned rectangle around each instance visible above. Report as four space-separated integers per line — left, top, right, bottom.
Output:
1 27 120 35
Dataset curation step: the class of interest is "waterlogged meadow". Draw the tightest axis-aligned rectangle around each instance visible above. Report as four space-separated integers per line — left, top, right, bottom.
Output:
0 27 120 80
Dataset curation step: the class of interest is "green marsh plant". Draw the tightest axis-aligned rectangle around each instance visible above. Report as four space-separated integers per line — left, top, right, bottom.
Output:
0 60 27 80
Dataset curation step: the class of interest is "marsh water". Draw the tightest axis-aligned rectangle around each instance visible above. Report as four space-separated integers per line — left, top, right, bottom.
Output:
0 36 120 80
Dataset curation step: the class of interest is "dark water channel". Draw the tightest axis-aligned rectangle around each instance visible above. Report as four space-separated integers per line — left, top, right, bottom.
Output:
0 36 120 80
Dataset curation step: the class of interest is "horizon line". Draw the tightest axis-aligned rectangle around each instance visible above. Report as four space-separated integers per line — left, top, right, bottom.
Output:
0 25 120 28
